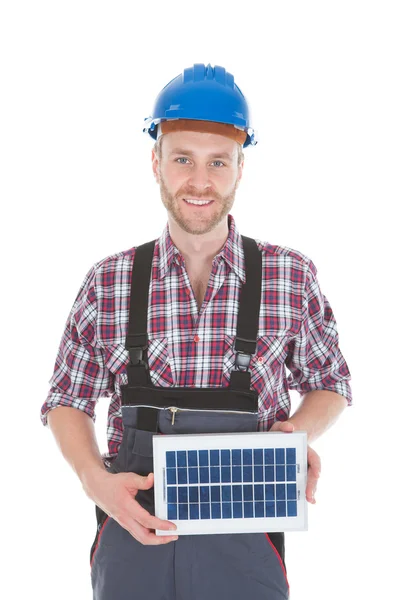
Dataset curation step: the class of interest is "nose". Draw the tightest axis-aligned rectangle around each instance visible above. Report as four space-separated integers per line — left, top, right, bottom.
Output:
187 163 212 191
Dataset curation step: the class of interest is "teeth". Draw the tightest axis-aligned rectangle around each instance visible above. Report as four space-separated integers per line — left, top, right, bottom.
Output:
185 199 212 205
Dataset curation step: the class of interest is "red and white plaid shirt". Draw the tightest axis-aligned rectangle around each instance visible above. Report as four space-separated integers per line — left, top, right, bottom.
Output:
41 214 352 462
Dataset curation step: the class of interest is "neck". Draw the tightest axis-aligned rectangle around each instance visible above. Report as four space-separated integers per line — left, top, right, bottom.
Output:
168 217 229 266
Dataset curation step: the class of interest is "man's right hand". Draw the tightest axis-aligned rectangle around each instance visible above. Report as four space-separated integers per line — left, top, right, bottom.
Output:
83 470 179 545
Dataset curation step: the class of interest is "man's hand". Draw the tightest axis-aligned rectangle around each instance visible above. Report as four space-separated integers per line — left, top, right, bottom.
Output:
269 420 321 504
83 469 179 545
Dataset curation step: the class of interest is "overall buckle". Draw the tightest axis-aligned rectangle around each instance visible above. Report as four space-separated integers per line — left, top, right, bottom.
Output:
235 351 252 372
128 347 147 367
126 334 148 368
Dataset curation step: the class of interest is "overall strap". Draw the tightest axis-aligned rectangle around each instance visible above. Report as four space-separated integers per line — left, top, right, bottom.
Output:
230 235 262 390
124 240 156 386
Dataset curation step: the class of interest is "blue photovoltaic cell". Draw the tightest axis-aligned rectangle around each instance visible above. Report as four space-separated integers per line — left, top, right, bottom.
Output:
166 451 176 468
254 485 263 501
232 485 242 502
178 487 188 503
286 448 296 464
287 484 296 500
222 486 231 502
266 502 275 517
178 468 187 484
276 466 285 481
255 502 264 517
167 468 176 485
276 484 286 500
166 447 298 522
189 487 199 502
232 449 241 465
199 450 208 466
177 451 187 467
265 466 274 481
167 487 177 503
265 484 275 500
264 449 274 464
188 450 198 466
211 486 220 502
168 503 177 519
277 501 286 517
189 468 198 484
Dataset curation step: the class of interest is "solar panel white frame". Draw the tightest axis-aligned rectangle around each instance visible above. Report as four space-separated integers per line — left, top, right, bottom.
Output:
153 431 308 536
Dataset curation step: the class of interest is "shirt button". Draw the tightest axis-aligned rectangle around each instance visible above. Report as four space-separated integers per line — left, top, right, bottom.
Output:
185 288 190 295
194 335 200 343
257 356 264 363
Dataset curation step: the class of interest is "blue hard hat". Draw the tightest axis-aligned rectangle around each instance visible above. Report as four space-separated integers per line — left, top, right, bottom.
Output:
143 63 258 148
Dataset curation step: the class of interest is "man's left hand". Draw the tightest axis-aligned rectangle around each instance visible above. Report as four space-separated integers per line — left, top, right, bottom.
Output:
269 420 321 504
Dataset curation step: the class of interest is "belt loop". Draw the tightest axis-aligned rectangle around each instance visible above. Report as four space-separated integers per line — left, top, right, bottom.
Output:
136 407 159 432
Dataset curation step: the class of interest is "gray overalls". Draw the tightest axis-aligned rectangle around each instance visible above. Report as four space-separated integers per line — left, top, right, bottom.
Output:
90 236 290 599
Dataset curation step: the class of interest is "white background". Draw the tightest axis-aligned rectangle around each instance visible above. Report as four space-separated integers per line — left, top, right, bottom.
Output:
1 1 399 598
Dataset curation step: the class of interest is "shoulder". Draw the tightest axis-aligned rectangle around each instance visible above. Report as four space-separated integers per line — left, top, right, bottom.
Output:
89 246 137 282
253 238 317 278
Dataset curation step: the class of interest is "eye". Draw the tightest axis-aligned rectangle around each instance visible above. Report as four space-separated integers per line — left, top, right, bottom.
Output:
175 158 225 167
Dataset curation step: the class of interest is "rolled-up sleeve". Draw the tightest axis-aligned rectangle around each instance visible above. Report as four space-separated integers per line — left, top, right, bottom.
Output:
286 259 352 405
40 263 115 426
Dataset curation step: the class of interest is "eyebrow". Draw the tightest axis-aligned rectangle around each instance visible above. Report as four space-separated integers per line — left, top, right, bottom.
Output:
169 148 233 160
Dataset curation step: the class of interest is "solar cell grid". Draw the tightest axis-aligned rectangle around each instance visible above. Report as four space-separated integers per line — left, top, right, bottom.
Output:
165 447 298 521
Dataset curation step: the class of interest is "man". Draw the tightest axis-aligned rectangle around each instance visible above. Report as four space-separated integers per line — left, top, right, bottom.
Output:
41 63 352 599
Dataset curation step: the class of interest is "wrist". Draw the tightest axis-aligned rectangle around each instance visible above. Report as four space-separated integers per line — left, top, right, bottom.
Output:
80 464 110 496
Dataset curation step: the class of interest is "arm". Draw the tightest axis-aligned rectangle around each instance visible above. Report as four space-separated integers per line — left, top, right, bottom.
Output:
47 404 178 544
43 265 178 544
47 406 106 491
270 390 348 503
285 389 348 444
271 258 352 501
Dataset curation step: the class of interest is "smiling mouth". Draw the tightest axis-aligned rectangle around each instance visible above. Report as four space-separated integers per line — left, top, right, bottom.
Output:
183 198 214 206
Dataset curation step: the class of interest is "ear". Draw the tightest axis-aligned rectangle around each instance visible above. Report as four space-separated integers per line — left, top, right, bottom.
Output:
151 149 160 183
237 157 244 183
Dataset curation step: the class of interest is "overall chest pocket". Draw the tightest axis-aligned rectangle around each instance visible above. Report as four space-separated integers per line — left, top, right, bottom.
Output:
222 335 288 405
146 337 175 386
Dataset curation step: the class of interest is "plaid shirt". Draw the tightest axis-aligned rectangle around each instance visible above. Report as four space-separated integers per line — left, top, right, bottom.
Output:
41 214 352 462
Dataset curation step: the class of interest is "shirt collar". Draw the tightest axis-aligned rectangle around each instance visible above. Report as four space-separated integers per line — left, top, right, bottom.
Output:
156 213 246 284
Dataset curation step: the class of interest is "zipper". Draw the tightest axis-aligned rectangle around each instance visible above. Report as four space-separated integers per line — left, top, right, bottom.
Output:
168 406 257 425
170 406 179 425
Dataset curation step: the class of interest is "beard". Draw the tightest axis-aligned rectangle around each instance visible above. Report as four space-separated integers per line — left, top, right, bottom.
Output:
158 171 240 236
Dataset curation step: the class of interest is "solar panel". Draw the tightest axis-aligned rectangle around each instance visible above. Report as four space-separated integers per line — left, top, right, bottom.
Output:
153 431 308 536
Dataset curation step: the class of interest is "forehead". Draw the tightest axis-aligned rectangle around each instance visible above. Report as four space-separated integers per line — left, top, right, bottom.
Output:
162 130 237 159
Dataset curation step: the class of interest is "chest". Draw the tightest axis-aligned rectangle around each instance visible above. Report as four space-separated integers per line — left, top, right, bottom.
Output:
186 265 213 311
190 275 210 311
